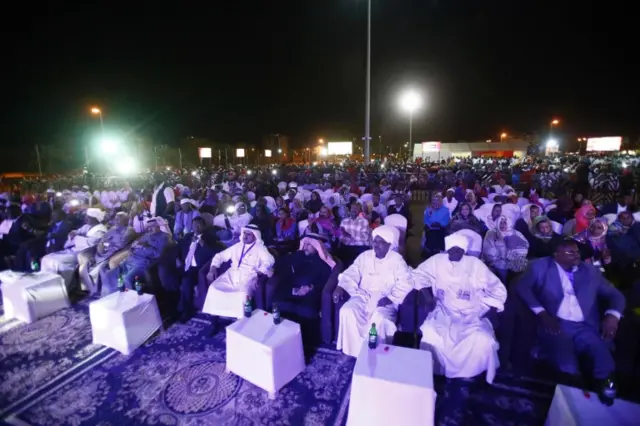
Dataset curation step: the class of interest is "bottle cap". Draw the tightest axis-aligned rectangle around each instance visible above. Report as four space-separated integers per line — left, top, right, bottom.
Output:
372 323 376 327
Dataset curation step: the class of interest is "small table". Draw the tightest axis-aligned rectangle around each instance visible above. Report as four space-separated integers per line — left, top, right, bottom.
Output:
545 385 640 426
226 309 305 399
1 271 71 324
89 290 163 355
347 342 436 426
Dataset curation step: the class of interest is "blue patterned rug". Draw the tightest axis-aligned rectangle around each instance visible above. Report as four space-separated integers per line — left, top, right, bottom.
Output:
1 303 555 426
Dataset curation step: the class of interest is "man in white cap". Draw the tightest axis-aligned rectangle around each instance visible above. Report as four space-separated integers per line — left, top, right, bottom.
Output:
202 224 275 319
173 198 201 239
41 208 108 290
333 225 413 357
442 188 458 216
414 233 507 383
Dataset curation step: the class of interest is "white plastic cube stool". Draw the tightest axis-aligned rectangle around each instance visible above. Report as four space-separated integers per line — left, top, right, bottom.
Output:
202 284 248 319
89 290 163 355
545 385 640 426
347 342 436 426
1 271 70 324
226 309 305 399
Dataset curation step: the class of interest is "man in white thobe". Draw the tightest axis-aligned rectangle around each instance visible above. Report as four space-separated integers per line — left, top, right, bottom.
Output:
333 225 413 357
202 224 275 319
41 208 108 290
414 234 507 383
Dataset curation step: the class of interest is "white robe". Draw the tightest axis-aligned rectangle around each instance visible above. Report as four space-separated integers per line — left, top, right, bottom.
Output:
202 240 275 319
41 224 107 289
414 254 507 383
443 197 458 216
336 250 413 357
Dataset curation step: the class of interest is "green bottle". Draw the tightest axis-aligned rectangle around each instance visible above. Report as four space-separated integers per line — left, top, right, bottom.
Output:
117 275 125 292
368 323 378 349
244 296 252 318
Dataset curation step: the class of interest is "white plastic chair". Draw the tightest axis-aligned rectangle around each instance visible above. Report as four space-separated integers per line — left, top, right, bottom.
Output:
481 197 490 204
634 212 640 222
473 203 495 228
360 193 374 205
452 229 482 257
384 214 408 254
602 214 617 226
298 220 309 237
550 220 563 234
501 204 522 223
517 198 530 208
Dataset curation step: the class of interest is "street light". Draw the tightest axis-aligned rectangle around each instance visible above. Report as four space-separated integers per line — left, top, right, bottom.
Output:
549 119 560 135
90 107 104 133
500 132 507 142
399 89 423 150
318 138 324 144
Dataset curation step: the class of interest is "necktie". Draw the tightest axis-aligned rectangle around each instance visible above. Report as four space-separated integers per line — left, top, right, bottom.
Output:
185 236 199 272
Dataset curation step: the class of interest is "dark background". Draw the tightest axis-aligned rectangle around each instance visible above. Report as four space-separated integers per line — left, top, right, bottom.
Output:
2 0 638 172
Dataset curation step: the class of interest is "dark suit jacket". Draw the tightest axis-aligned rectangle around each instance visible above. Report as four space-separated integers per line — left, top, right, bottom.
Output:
516 257 625 329
46 220 73 253
4 216 36 253
179 230 220 270
600 203 636 216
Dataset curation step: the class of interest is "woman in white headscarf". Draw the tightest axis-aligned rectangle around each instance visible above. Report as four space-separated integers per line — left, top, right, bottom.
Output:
202 225 275 319
332 225 413 357
482 215 529 283
41 208 108 290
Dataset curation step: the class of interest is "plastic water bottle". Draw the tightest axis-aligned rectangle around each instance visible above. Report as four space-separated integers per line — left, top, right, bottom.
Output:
244 296 252 318
117 275 125 292
272 303 281 325
134 276 143 295
30 258 39 273
368 323 378 349
601 376 617 405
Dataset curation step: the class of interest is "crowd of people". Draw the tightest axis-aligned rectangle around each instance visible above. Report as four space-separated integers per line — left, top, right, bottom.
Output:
1 153 639 405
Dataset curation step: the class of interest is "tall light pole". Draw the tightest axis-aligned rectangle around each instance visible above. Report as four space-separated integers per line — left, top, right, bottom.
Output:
364 0 372 164
549 119 559 134
399 89 423 152
91 107 104 134
500 132 507 142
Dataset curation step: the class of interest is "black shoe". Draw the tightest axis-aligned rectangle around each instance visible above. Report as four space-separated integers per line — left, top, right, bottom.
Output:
178 313 192 324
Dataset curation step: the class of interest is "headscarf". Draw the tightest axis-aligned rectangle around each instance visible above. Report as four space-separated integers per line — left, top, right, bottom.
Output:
147 216 171 234
241 224 264 245
180 198 198 208
278 207 296 231
575 204 596 234
372 225 398 251
522 204 541 229
532 216 554 241
573 218 608 251
445 233 470 252
86 208 106 222
299 235 336 269
496 215 515 238
608 212 635 237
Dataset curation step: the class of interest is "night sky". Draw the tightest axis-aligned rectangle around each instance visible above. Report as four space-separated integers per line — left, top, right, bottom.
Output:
4 1 639 171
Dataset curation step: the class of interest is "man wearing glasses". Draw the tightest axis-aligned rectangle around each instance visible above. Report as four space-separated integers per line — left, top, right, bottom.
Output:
516 239 625 400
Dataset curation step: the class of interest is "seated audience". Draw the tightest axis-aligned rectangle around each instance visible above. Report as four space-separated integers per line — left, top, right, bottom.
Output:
606 211 640 268
274 207 297 253
78 211 136 294
483 215 529 283
338 203 371 266
527 216 564 259
516 239 625 398
173 198 200 239
203 225 275 317
387 193 413 230
415 234 506 383
333 225 413 357
600 192 637 215
449 202 484 234
41 208 107 289
423 193 450 256
442 188 458 216
547 196 575 225
515 204 541 240
100 216 172 295
572 218 611 269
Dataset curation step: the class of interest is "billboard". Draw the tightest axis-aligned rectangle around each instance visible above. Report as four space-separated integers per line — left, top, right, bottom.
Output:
586 137 621 152
327 142 353 155
422 142 441 153
198 147 212 158
264 149 272 157
236 149 245 158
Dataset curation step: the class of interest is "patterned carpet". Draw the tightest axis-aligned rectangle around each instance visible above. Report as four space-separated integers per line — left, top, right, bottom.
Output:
0 299 555 426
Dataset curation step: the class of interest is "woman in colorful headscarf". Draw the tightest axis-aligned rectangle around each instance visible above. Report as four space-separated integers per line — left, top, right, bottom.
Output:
572 218 611 268
271 234 337 346
527 216 564 259
574 203 597 234
482 215 529 283
463 189 484 211
515 204 541 240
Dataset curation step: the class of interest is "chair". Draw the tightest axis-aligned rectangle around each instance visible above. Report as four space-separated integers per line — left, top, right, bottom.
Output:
481 197 490 204
452 229 482 257
517 197 530 208
384 214 408 254
550 220 563 235
298 220 309 237
602 213 617 225
634 212 640 222
359 193 374 205
544 204 557 213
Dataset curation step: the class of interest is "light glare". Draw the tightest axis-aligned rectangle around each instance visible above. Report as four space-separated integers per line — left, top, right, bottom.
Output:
399 90 423 113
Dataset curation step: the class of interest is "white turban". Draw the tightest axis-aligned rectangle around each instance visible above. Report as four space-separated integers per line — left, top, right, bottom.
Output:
446 188 455 193
445 234 470 252
86 208 106 222
147 216 171 234
372 225 399 249
278 182 287 190
180 198 198 208
241 224 263 244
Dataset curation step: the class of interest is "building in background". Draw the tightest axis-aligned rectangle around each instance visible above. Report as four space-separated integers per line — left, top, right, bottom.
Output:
412 139 530 161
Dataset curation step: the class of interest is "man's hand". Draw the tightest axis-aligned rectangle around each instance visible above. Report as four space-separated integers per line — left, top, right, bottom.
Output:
600 314 619 341
332 286 347 304
537 311 561 335
206 268 218 283
377 296 393 307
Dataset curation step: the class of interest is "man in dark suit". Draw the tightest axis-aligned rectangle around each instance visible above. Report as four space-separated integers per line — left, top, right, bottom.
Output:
600 192 637 216
516 239 625 397
387 193 413 230
1 204 37 269
14 208 72 271
177 216 220 322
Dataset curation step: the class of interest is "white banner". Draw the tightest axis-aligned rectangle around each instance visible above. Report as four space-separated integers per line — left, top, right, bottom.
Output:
236 149 245 158
421 142 441 153
327 142 352 155
586 137 621 152
198 147 212 158
265 149 272 157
